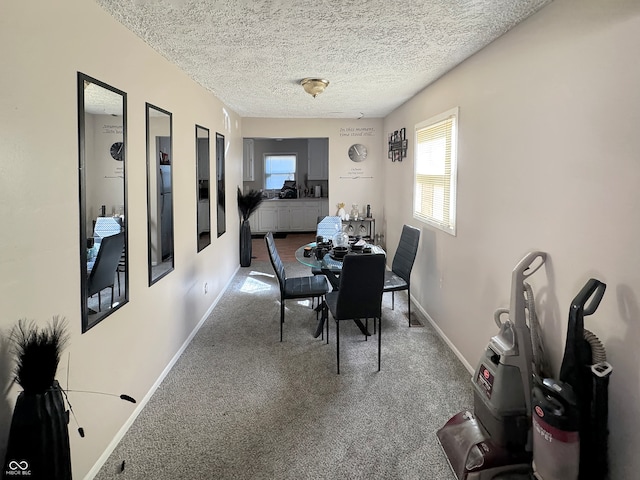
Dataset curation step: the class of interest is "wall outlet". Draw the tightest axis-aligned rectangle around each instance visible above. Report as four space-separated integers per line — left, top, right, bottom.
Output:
203 282 209 294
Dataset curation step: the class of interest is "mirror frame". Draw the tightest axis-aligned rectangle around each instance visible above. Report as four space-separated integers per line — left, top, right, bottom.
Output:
78 72 128 333
216 132 226 237
196 125 211 252
146 103 174 285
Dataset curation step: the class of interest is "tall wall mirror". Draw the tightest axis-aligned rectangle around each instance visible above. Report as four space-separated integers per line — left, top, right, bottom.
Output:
216 132 226 237
146 103 174 284
78 72 128 333
196 125 211 251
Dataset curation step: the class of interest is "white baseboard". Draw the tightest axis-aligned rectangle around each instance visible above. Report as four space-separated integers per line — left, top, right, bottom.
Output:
410 293 474 375
84 265 240 479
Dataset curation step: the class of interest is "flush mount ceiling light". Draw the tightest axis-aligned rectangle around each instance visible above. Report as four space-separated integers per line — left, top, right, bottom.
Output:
300 78 329 98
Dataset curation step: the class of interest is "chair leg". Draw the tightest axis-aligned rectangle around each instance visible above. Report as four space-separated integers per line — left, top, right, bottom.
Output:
110 286 114 308
326 304 329 345
407 286 411 327
336 320 340 375
365 318 368 341
97 291 102 312
280 300 285 342
392 291 395 310
377 316 382 372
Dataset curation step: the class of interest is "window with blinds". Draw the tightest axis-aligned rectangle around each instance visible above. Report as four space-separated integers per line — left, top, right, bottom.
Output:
264 154 296 190
413 107 458 235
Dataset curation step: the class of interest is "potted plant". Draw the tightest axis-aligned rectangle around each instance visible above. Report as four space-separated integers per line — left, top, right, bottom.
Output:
237 188 263 267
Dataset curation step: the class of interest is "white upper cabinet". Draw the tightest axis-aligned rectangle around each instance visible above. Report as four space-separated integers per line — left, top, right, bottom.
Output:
243 138 254 181
308 138 328 181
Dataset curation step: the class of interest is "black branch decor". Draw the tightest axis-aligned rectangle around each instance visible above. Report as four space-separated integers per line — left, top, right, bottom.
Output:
3 317 136 479
237 188 263 267
3 317 72 479
237 187 263 222
11 317 69 395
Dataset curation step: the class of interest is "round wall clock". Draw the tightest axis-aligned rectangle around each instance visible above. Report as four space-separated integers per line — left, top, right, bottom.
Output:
348 143 367 162
110 141 124 161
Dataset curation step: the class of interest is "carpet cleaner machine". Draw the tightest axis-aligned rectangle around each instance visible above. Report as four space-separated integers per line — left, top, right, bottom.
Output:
437 251 549 480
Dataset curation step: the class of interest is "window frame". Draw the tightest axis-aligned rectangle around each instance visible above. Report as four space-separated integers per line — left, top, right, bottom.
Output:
413 107 459 236
263 152 297 190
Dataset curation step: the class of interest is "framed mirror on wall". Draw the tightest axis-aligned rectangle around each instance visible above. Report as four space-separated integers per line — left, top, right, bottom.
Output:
146 103 174 284
77 72 128 333
196 125 211 251
216 132 226 237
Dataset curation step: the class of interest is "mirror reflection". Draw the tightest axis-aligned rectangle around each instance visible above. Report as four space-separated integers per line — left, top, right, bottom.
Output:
146 103 174 284
78 73 128 332
216 132 226 237
196 125 211 251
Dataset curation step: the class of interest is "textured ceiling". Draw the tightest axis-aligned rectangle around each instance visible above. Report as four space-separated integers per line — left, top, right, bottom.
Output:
95 0 552 119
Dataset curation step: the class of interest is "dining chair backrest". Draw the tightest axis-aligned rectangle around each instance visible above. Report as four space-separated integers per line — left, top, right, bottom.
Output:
335 253 386 320
317 216 342 242
88 232 125 296
391 225 421 282
93 216 123 245
265 232 286 291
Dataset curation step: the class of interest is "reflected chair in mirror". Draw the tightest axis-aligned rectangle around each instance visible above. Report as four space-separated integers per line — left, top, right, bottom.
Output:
325 253 386 374
383 224 421 327
116 245 126 296
265 232 330 342
87 232 125 312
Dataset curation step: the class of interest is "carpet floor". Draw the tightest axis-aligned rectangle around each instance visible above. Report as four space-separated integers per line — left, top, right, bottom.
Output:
95 259 472 479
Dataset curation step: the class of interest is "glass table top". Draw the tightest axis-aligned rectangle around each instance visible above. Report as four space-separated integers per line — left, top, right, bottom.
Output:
294 242 385 271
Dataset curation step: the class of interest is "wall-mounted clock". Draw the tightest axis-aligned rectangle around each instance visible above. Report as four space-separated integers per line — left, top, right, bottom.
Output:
348 143 367 162
110 141 124 161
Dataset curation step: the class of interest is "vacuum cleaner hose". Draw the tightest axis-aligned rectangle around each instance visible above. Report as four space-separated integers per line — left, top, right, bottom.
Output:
584 329 607 363
525 282 552 379
492 283 551 378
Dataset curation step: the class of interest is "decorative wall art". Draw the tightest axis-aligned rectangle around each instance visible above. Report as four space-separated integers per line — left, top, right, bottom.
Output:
388 128 407 162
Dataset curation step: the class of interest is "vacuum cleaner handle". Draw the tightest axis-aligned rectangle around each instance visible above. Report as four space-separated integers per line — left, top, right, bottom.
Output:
515 251 547 281
571 278 606 317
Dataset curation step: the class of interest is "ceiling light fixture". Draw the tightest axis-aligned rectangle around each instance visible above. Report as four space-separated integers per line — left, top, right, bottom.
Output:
300 78 329 98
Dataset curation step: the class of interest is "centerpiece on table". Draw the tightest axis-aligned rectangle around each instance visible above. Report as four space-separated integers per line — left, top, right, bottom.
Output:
237 188 263 267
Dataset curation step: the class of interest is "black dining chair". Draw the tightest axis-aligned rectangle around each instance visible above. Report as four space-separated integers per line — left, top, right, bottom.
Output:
265 232 330 342
87 232 125 312
383 224 420 326
325 253 386 374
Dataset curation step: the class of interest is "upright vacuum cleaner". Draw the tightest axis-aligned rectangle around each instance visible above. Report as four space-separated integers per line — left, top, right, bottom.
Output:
437 251 547 480
532 278 612 480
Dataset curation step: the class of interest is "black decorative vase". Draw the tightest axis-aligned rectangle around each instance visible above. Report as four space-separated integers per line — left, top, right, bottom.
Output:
239 219 252 267
2 381 71 480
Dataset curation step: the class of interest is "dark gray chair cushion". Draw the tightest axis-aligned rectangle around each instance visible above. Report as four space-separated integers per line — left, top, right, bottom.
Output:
265 232 329 341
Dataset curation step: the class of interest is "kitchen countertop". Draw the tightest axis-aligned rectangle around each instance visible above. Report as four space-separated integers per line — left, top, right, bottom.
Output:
261 197 328 201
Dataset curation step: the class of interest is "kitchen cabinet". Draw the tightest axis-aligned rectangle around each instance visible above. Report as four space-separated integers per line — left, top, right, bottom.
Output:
308 138 328 181
254 199 328 233
243 138 254 181
257 204 278 232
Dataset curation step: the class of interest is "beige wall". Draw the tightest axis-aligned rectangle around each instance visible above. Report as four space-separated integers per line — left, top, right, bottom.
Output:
243 118 386 229
0 1 242 478
383 0 640 477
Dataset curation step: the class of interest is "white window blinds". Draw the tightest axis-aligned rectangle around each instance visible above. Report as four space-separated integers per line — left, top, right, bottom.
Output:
264 154 296 190
413 108 458 235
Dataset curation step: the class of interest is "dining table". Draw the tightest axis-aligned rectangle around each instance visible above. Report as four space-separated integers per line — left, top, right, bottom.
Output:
294 241 386 338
